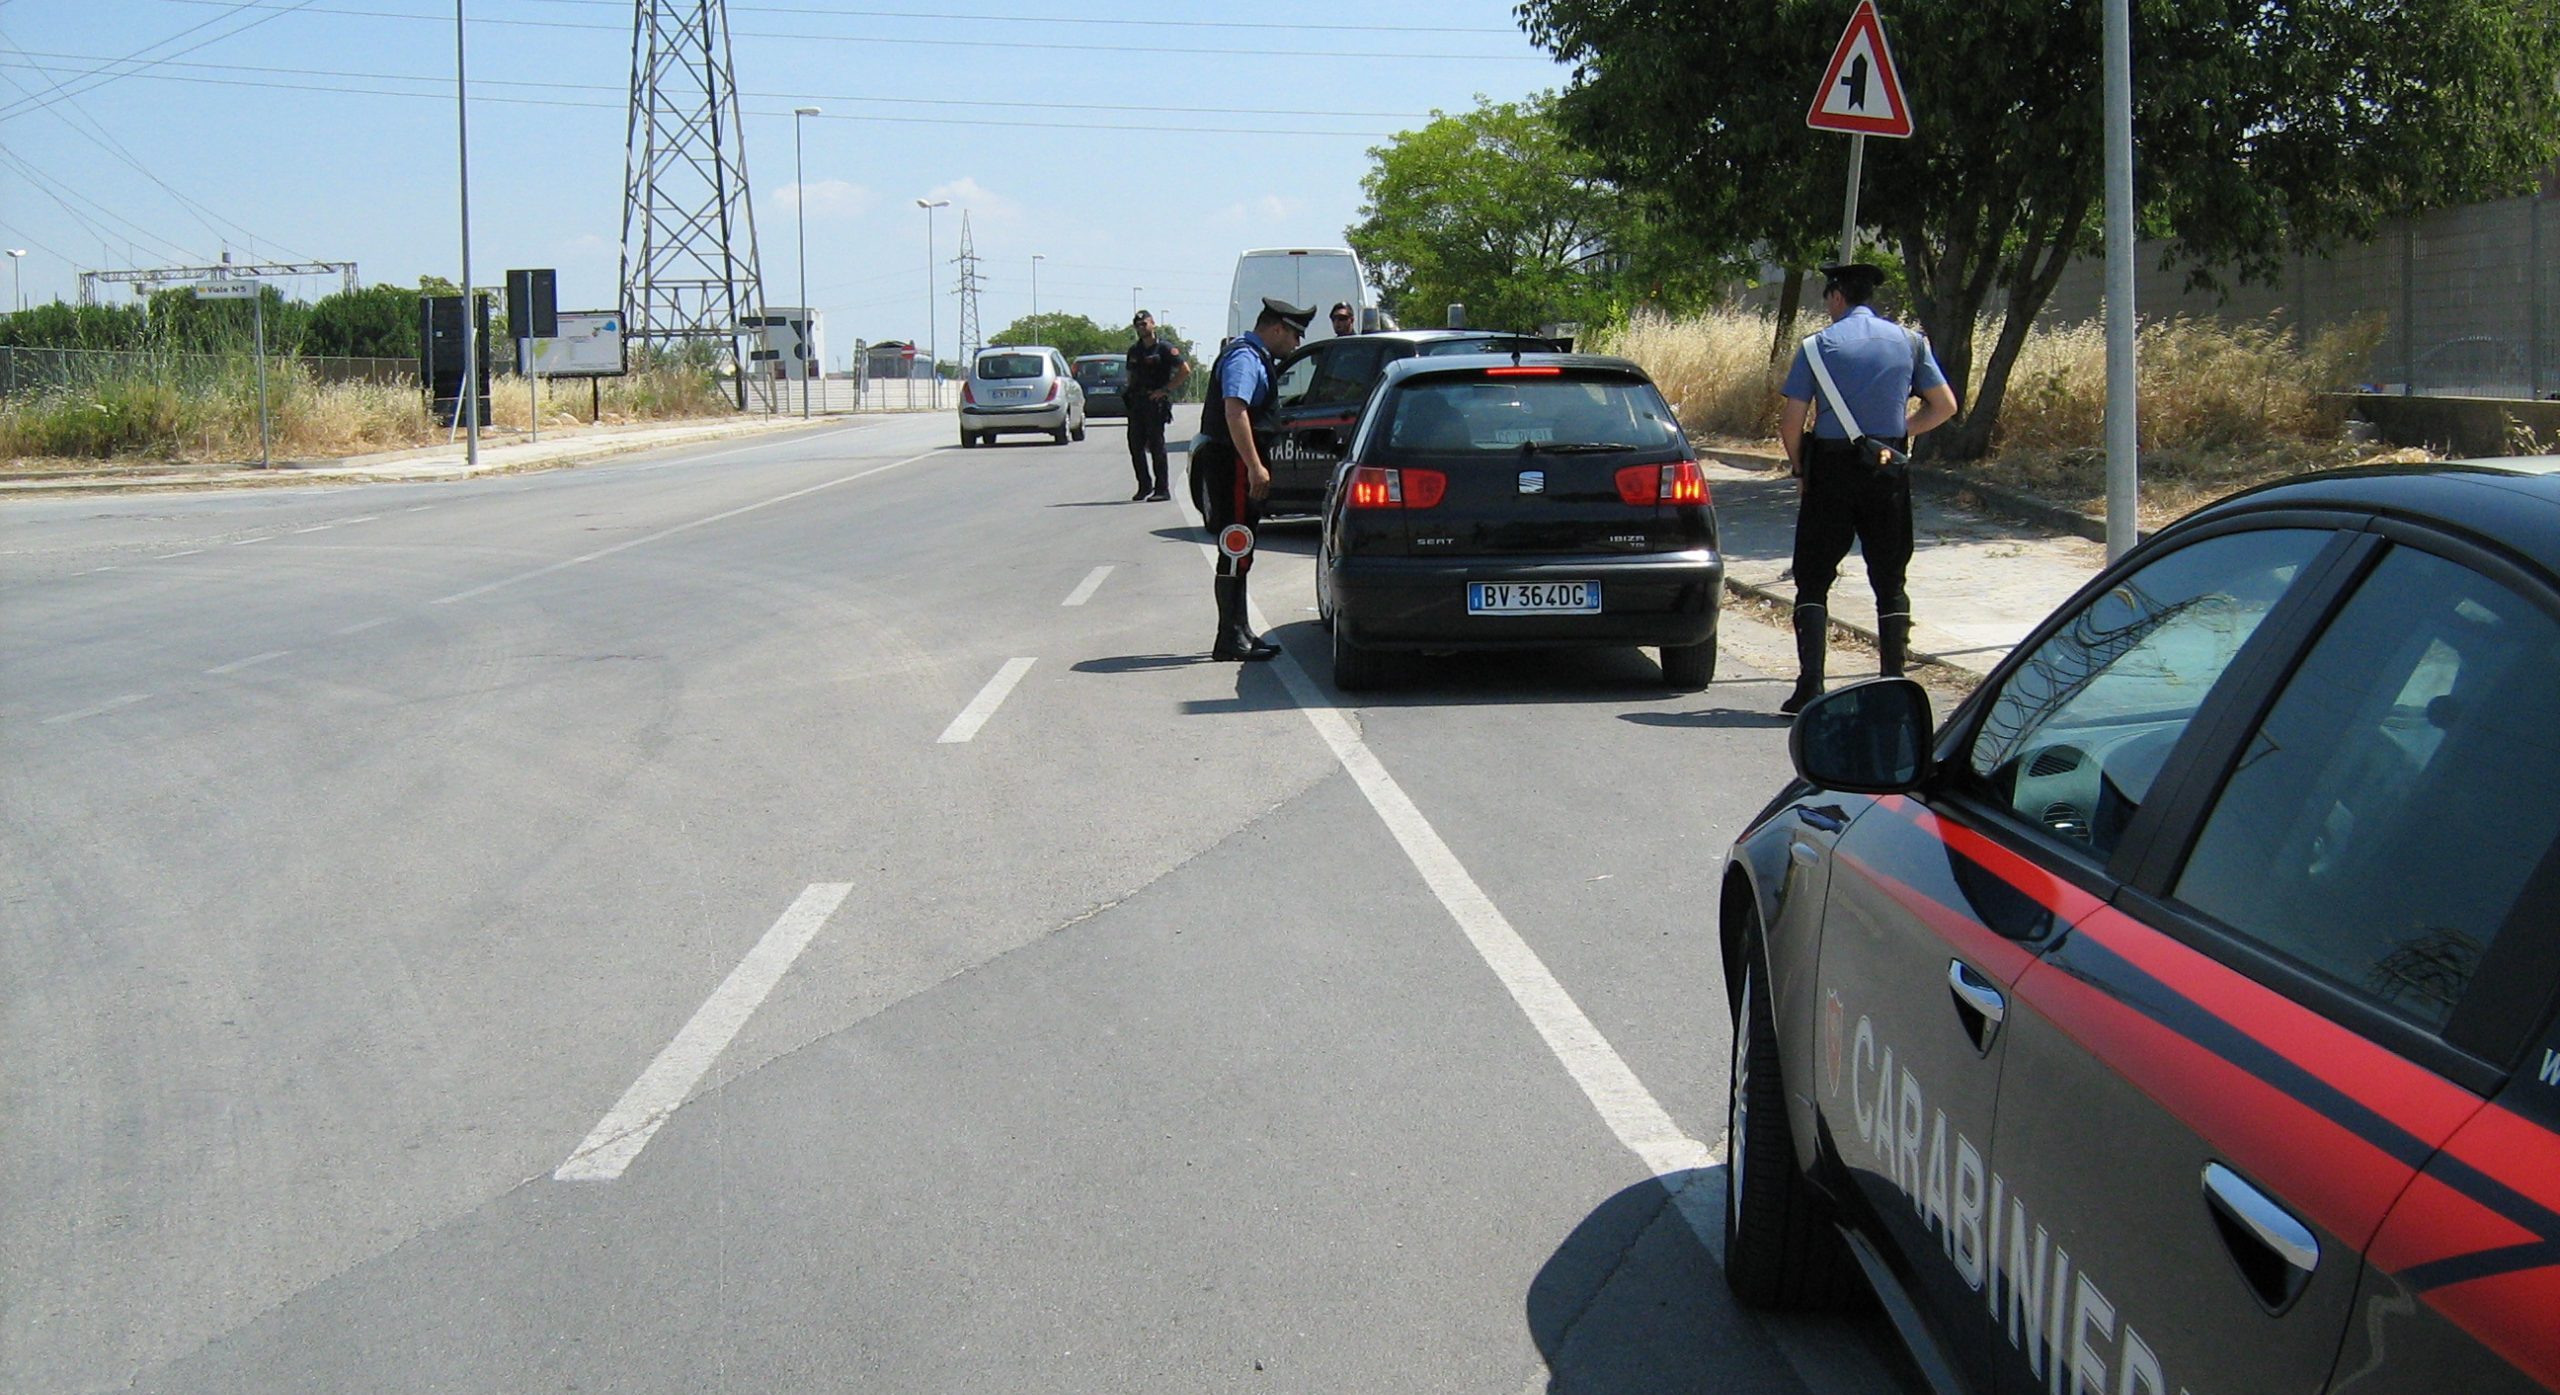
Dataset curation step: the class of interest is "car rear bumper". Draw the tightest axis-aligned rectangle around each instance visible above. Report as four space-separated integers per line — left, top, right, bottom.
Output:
961 403 1069 431
1331 550 1723 649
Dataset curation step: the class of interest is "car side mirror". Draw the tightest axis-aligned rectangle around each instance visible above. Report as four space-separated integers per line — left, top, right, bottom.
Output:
1789 678 1934 794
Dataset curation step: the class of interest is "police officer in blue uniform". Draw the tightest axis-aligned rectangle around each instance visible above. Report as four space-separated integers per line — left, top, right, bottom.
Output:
1194 297 1313 661
1776 262 1960 713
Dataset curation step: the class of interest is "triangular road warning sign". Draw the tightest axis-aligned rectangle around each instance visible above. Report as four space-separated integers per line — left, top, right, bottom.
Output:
1807 1 1913 138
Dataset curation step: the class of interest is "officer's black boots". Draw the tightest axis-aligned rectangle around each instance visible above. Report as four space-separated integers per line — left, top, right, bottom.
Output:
1211 576 1279 662
1878 613 1911 678
1781 604 1827 715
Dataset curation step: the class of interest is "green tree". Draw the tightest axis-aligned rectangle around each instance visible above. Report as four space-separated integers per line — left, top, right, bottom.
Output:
1520 0 2560 457
0 302 148 350
307 284 422 359
987 311 1124 360
1345 95 1725 334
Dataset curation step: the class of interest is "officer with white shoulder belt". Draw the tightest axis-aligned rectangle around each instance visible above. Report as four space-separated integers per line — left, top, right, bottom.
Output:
1776 262 1960 714
1193 297 1312 661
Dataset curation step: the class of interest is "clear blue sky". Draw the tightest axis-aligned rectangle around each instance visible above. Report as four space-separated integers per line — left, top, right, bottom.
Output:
0 1 1570 364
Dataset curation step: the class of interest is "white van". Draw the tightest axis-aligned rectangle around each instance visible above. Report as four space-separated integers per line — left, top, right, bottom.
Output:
1226 248 1380 343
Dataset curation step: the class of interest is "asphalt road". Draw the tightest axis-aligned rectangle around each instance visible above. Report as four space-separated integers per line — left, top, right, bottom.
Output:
2 413 1920 1394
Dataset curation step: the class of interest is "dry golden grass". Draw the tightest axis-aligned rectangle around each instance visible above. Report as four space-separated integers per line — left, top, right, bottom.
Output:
1603 304 2412 523
1 360 740 464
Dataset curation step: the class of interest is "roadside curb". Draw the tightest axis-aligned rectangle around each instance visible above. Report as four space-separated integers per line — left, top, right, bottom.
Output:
1701 442 2129 545
0 414 852 497
1720 574 1977 686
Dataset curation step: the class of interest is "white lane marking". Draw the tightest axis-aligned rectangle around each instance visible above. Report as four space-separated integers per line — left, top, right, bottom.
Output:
334 617 392 636
404 505 435 512
293 525 334 535
41 693 150 725
343 516 379 524
1176 494 1716 1180
432 431 903 605
157 549 203 559
84 566 118 574
555 883 854 1181
206 650 290 675
231 536 271 546
937 658 1037 744
1061 565 1113 607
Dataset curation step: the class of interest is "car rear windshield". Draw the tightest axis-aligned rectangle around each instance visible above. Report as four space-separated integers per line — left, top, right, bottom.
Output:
1416 337 1563 357
1074 360 1126 384
976 353 1046 380
1371 374 1684 459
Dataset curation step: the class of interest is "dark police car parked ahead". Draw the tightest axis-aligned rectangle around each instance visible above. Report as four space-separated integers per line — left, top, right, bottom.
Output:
1318 353 1720 691
1721 460 2560 1394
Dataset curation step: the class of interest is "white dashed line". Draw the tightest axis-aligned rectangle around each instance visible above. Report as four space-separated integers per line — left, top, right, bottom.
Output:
85 566 118 574
555 882 855 1181
334 617 392 636
1061 565 1113 606
41 694 150 725
231 536 271 547
206 650 290 675
293 525 333 535
936 658 1036 744
156 549 203 559
404 505 435 512
343 516 379 524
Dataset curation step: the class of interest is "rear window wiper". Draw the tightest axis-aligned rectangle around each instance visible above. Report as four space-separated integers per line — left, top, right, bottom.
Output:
1520 441 1636 454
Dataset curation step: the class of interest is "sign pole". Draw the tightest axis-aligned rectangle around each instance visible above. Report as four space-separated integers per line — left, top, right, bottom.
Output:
525 336 537 443
252 289 271 470
1838 133 1866 265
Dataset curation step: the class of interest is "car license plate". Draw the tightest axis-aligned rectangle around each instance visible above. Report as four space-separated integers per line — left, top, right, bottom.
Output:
996 388 1027 401
1469 581 1599 614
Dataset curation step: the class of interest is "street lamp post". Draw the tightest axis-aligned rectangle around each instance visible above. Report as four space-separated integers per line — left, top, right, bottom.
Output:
793 105 819 419
1031 253 1044 323
5 250 23 313
1132 286 1142 318
916 197 949 407
453 0 477 468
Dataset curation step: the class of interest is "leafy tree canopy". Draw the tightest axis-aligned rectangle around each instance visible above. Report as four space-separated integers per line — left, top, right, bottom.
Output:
1519 0 2560 456
986 311 1131 361
306 284 424 359
1346 95 1732 334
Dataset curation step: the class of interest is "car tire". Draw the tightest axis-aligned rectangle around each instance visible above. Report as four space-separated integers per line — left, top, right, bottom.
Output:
1052 425 1071 445
1661 636 1717 691
1331 621 1383 692
960 429 976 448
1724 941 1858 1309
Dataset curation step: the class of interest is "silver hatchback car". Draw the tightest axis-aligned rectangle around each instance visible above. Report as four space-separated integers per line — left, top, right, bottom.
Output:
959 346 1086 448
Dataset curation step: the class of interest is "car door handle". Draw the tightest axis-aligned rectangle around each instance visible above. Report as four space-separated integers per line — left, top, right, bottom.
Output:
1947 961 2006 1023
2202 1162 2320 1311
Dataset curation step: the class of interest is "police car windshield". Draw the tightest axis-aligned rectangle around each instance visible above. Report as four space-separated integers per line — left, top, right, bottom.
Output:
1075 360 1126 383
976 353 1046 380
1374 376 1684 458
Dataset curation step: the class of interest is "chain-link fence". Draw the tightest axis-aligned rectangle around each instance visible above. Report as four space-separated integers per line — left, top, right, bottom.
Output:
0 346 413 399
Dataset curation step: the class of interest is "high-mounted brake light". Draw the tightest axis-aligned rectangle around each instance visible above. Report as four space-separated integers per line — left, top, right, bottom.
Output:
1484 365 1563 377
1347 465 1446 509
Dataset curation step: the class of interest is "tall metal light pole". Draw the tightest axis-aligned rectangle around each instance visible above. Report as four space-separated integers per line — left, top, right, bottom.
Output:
2101 0 2138 559
454 0 478 467
1131 286 1141 317
1031 253 1044 322
916 197 948 406
5 250 23 312
793 105 818 419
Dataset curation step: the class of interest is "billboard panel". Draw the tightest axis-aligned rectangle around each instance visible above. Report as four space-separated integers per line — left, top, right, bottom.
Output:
526 311 627 377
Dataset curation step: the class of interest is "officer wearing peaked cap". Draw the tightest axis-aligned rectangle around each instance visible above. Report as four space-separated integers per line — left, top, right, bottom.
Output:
1193 297 1312 661
1776 262 1959 713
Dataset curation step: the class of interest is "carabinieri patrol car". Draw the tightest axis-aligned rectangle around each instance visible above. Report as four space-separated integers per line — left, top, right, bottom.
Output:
1720 460 2560 1393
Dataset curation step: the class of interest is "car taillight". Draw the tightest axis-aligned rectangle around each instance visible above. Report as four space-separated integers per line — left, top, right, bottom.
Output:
1044 381 1061 403
1615 459 1712 506
961 381 975 405
1347 465 1446 509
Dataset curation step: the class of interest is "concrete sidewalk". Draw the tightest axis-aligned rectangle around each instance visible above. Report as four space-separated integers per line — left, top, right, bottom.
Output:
1701 447 2111 686
0 410 887 497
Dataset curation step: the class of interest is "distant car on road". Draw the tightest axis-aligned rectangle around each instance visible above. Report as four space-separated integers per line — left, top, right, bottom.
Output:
1071 354 1129 419
1188 328 1571 521
959 346 1084 448
1316 352 1720 691
1720 458 2560 1394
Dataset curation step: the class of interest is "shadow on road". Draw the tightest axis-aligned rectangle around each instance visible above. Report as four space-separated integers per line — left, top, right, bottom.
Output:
1618 707 1792 731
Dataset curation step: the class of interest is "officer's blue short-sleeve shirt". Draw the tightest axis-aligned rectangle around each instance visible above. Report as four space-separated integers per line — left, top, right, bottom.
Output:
1781 306 1950 440
1216 332 1277 408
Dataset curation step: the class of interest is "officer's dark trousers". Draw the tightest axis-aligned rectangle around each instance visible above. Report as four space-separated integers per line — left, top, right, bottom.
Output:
1791 437 1914 620
1127 400 1169 494
1199 441 1264 578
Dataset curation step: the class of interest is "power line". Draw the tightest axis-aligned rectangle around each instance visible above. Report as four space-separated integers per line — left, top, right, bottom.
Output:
0 57 1405 135
514 0 1520 35
0 0 325 122
1 46 1437 121
0 146 202 264
133 0 1552 63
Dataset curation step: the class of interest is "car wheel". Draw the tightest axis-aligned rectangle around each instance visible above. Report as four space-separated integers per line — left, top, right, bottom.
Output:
1331 620 1383 691
959 429 975 448
1052 425 1070 445
1724 939 1857 1309
1661 636 1717 691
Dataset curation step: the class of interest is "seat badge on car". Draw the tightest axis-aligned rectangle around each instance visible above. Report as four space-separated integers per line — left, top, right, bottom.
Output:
1519 470 1546 494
